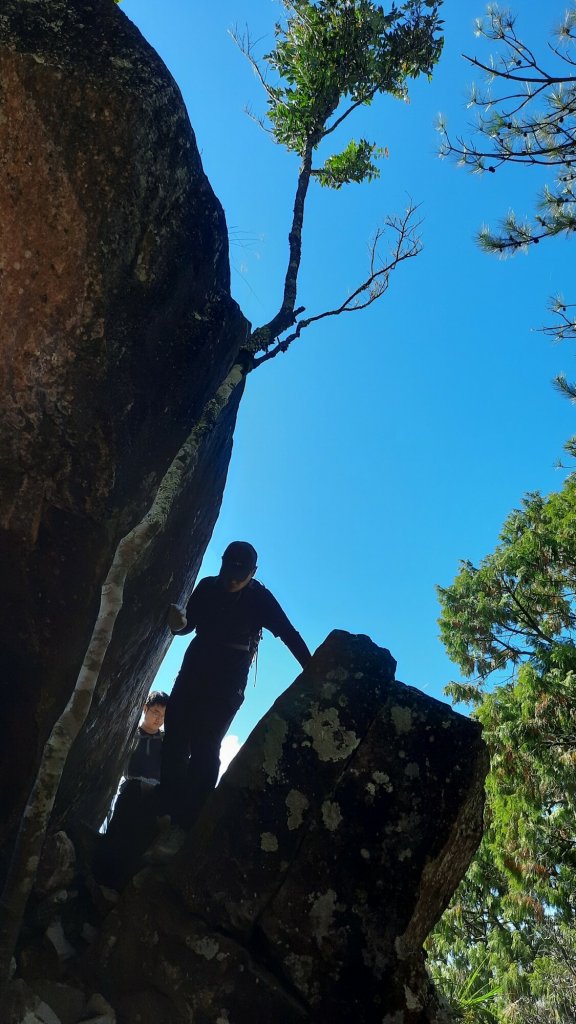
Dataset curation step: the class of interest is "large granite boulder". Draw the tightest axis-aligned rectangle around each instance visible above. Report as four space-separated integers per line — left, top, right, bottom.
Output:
95 631 488 1023
0 0 249 842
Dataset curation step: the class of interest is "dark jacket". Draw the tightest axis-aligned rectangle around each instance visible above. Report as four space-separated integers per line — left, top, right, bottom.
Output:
125 727 163 784
177 577 311 667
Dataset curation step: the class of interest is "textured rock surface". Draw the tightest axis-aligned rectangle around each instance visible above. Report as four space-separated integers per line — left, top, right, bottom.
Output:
35 831 76 898
0 0 248 841
94 631 488 1023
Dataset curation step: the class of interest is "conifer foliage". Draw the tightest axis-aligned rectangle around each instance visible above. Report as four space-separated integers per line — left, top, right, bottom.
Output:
438 4 576 350
430 477 576 1021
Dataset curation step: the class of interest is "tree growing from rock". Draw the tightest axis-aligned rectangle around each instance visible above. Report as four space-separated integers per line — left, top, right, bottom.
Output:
438 4 576 362
0 0 444 993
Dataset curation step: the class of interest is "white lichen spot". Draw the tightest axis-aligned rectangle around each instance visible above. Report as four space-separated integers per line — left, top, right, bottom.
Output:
286 789 309 830
391 705 413 734
302 704 359 762
372 771 393 792
190 937 220 960
310 890 340 942
321 800 343 831
366 782 376 796
326 666 349 681
284 953 318 999
216 1012 231 1024
354 671 364 679
398 848 413 862
262 715 288 782
360 848 371 860
404 762 420 779
404 985 423 1011
260 832 279 853
322 682 338 699
442 719 452 729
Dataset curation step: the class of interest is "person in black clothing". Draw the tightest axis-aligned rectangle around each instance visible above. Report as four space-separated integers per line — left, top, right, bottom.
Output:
95 691 169 887
119 690 168 788
162 541 312 834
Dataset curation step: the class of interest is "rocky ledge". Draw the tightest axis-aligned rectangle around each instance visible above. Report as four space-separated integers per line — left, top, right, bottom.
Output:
6 631 488 1023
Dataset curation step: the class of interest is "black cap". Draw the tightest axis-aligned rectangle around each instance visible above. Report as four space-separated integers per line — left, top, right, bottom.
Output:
221 541 257 577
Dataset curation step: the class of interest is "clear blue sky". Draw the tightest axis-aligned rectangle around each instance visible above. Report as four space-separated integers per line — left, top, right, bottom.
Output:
122 0 573 750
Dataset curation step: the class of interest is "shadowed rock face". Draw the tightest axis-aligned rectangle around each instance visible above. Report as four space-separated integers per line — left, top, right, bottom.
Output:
0 0 249 840
97 631 488 1024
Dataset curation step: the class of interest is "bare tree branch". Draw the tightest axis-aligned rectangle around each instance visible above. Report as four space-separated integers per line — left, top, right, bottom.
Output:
253 204 422 367
229 26 278 103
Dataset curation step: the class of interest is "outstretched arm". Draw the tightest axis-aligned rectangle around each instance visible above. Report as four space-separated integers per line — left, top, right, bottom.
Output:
282 627 312 670
261 587 312 669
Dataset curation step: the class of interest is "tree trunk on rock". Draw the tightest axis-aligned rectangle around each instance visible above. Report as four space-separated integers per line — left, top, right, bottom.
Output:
0 0 249 851
0 363 247 996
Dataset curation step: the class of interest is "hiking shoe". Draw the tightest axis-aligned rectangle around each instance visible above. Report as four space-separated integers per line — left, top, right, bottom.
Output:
143 825 187 864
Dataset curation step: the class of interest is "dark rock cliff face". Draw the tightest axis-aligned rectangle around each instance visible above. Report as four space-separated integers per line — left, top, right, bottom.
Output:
90 631 487 1024
0 0 249 841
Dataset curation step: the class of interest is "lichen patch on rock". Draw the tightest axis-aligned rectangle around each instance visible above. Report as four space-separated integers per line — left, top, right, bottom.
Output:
286 789 309 830
260 832 279 853
262 715 288 782
321 799 343 831
391 705 413 733
302 705 359 762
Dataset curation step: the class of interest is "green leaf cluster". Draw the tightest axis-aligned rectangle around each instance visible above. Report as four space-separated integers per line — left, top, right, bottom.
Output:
314 138 385 187
261 0 443 170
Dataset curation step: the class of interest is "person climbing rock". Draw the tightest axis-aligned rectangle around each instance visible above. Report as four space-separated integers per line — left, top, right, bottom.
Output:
157 541 312 857
95 691 169 887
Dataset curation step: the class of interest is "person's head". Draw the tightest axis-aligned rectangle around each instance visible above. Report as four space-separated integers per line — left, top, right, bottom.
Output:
140 691 169 733
219 540 258 593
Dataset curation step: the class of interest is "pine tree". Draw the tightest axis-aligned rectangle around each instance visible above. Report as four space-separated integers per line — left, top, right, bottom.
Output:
429 477 576 1019
438 4 576 354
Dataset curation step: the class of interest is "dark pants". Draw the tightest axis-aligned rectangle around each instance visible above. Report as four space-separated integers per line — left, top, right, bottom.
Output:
94 779 160 889
161 640 249 829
